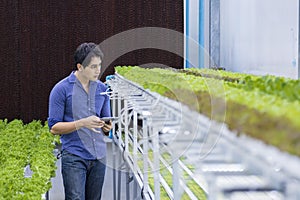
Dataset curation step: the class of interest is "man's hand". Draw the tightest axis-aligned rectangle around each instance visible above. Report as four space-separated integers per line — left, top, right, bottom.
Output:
79 116 113 135
79 116 104 133
101 120 112 136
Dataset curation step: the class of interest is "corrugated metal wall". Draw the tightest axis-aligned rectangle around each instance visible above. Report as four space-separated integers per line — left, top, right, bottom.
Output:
0 0 183 123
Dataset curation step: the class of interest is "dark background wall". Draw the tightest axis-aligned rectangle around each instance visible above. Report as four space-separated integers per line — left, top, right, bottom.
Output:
0 0 183 123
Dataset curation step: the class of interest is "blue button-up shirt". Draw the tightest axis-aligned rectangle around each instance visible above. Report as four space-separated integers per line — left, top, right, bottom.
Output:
48 71 111 160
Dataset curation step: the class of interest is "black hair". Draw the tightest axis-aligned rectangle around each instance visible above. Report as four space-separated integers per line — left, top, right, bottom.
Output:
74 42 104 70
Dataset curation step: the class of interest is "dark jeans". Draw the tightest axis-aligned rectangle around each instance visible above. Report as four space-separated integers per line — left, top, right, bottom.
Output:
61 151 106 200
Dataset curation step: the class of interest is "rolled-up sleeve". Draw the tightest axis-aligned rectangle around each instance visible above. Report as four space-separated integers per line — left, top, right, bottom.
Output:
48 84 65 129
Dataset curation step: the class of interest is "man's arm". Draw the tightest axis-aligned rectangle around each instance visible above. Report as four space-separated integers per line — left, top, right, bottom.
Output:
50 116 105 135
50 121 82 135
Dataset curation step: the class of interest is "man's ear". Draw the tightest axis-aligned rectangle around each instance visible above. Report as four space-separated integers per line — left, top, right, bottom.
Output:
77 63 83 71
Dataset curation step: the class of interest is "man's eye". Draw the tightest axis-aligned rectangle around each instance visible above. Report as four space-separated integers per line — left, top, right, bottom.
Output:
89 65 101 69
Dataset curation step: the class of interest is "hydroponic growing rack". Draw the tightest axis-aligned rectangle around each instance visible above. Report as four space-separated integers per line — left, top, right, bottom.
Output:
105 73 300 200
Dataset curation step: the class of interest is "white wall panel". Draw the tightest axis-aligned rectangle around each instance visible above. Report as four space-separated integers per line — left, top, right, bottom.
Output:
220 0 299 78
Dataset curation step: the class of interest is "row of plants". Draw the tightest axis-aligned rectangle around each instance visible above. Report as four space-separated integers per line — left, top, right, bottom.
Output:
115 66 300 157
0 119 57 200
180 68 248 83
183 68 300 102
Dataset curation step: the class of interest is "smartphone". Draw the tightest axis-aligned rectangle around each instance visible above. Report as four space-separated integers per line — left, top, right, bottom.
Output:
100 117 119 123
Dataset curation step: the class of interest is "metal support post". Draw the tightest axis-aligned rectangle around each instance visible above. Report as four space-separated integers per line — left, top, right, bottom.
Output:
126 164 130 200
117 94 122 144
124 98 129 153
172 158 180 200
111 93 117 200
133 111 138 175
142 117 149 197
152 126 161 200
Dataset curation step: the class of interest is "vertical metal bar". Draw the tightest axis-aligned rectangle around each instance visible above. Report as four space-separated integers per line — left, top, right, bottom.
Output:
152 126 160 200
124 98 129 153
117 96 122 143
123 97 130 199
209 0 220 68
133 111 138 174
117 169 122 200
199 0 205 68
132 110 138 200
204 0 211 67
112 144 117 200
112 94 117 200
142 118 149 196
126 165 130 200
172 158 180 200
117 94 123 200
112 92 116 136
185 0 190 69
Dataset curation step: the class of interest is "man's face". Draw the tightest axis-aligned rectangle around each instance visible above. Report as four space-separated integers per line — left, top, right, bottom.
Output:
82 56 102 81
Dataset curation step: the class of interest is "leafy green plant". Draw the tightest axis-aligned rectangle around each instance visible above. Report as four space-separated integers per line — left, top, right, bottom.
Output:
0 119 57 199
183 68 300 102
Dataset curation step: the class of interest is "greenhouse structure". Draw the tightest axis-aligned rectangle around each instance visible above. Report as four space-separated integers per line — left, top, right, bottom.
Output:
0 0 299 200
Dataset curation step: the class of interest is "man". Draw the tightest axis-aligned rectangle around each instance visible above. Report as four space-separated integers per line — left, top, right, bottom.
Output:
48 42 112 200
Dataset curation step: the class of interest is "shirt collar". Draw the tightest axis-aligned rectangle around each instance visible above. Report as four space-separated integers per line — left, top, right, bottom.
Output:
68 71 98 86
68 71 77 83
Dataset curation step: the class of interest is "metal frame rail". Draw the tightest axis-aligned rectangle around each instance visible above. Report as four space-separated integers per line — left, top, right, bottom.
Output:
105 73 300 200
